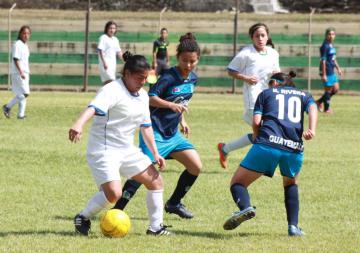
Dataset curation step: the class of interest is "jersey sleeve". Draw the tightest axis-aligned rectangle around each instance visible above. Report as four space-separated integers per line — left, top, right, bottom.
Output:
12 42 21 60
88 85 118 116
227 49 247 73
148 75 171 97
254 91 265 115
303 93 316 113
320 43 328 61
97 35 106 51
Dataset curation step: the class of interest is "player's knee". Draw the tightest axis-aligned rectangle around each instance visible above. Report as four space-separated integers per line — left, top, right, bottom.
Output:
149 174 163 190
105 188 122 203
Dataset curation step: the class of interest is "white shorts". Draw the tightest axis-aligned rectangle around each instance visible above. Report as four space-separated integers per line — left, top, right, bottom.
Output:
86 146 152 187
11 73 30 95
99 65 116 82
243 109 254 126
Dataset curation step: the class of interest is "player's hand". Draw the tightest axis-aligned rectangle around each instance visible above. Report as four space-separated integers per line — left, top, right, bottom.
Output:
245 75 258 85
180 121 190 138
169 103 188 114
69 127 82 143
338 68 343 76
103 63 108 70
154 154 166 171
303 129 315 140
20 71 26 80
321 75 327 82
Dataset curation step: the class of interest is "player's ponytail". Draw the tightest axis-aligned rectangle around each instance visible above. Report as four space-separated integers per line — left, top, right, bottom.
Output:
269 71 297 87
176 32 200 57
121 51 150 75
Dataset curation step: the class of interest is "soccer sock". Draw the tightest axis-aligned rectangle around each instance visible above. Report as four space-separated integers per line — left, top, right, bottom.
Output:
284 184 299 226
113 179 142 210
230 183 251 211
80 191 112 219
330 89 338 97
146 189 164 231
18 97 27 117
324 91 331 111
168 170 198 205
6 94 24 109
223 133 253 154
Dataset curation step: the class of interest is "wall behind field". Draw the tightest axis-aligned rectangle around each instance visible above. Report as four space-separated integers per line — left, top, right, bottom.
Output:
0 10 359 91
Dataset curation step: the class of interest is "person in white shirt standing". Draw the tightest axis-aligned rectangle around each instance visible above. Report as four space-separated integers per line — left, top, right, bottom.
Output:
98 21 123 85
217 23 280 169
3 25 31 119
69 51 172 236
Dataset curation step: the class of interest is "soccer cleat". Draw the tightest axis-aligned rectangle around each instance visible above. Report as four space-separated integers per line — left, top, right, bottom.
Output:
146 224 174 236
17 115 26 120
288 225 305 236
324 109 333 114
223 206 256 230
217 143 228 169
165 201 193 219
74 214 91 236
315 100 324 112
3 105 10 118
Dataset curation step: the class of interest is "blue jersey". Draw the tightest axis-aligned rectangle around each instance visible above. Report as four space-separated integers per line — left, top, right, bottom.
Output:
148 66 197 138
254 86 315 153
319 40 336 76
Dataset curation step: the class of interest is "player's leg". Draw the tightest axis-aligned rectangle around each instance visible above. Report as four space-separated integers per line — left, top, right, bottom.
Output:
223 166 260 230
280 151 304 236
165 149 202 219
132 165 171 235
75 180 121 236
218 109 253 168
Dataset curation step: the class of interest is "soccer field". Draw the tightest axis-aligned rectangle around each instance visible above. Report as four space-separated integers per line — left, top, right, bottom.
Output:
0 91 359 252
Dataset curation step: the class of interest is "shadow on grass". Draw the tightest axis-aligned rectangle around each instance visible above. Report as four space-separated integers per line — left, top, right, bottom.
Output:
54 215 178 222
172 229 267 239
164 168 225 175
0 230 76 237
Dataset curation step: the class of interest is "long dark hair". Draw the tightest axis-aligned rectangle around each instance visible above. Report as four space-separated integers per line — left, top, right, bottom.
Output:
104 21 117 35
176 32 200 58
17 25 31 40
269 71 297 87
121 51 150 76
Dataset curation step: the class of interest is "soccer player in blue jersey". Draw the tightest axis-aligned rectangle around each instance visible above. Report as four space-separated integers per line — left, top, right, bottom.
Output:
316 27 342 113
114 33 202 220
223 71 318 236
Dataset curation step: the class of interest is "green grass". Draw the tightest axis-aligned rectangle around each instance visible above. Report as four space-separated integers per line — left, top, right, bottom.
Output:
0 92 359 252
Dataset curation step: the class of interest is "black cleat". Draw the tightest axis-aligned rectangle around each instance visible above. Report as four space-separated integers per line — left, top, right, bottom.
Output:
146 224 173 236
74 214 91 236
165 202 193 219
3 105 10 118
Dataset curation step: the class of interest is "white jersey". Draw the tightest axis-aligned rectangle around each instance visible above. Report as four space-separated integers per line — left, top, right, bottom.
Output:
228 45 280 110
11 40 30 74
87 79 151 154
97 34 121 72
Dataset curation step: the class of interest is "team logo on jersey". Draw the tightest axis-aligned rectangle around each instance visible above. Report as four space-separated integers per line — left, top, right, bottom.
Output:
172 87 180 93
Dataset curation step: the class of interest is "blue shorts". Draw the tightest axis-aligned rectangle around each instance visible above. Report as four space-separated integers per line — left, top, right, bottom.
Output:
324 74 338 87
240 144 303 178
139 129 194 162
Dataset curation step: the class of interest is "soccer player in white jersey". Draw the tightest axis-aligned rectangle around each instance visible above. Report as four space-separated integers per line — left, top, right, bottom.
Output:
218 23 280 169
69 51 172 236
97 21 123 85
3 26 31 119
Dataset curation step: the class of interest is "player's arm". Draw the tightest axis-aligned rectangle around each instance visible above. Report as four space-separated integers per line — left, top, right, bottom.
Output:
303 104 318 140
149 96 187 114
98 50 108 69
320 45 327 82
14 58 25 79
69 107 96 143
228 70 258 85
180 114 190 137
152 42 157 69
252 114 262 141
321 60 327 82
334 59 343 76
140 126 166 171
117 50 123 62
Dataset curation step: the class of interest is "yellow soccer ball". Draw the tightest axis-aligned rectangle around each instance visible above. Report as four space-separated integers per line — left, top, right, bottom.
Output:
100 209 131 238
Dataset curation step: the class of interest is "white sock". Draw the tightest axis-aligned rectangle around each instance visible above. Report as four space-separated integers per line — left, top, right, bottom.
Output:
18 97 27 117
7 94 24 109
80 191 111 219
223 133 253 154
146 189 164 231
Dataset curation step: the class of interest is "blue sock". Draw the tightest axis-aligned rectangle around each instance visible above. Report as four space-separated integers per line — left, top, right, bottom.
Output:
230 183 250 211
284 184 299 226
113 179 142 210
